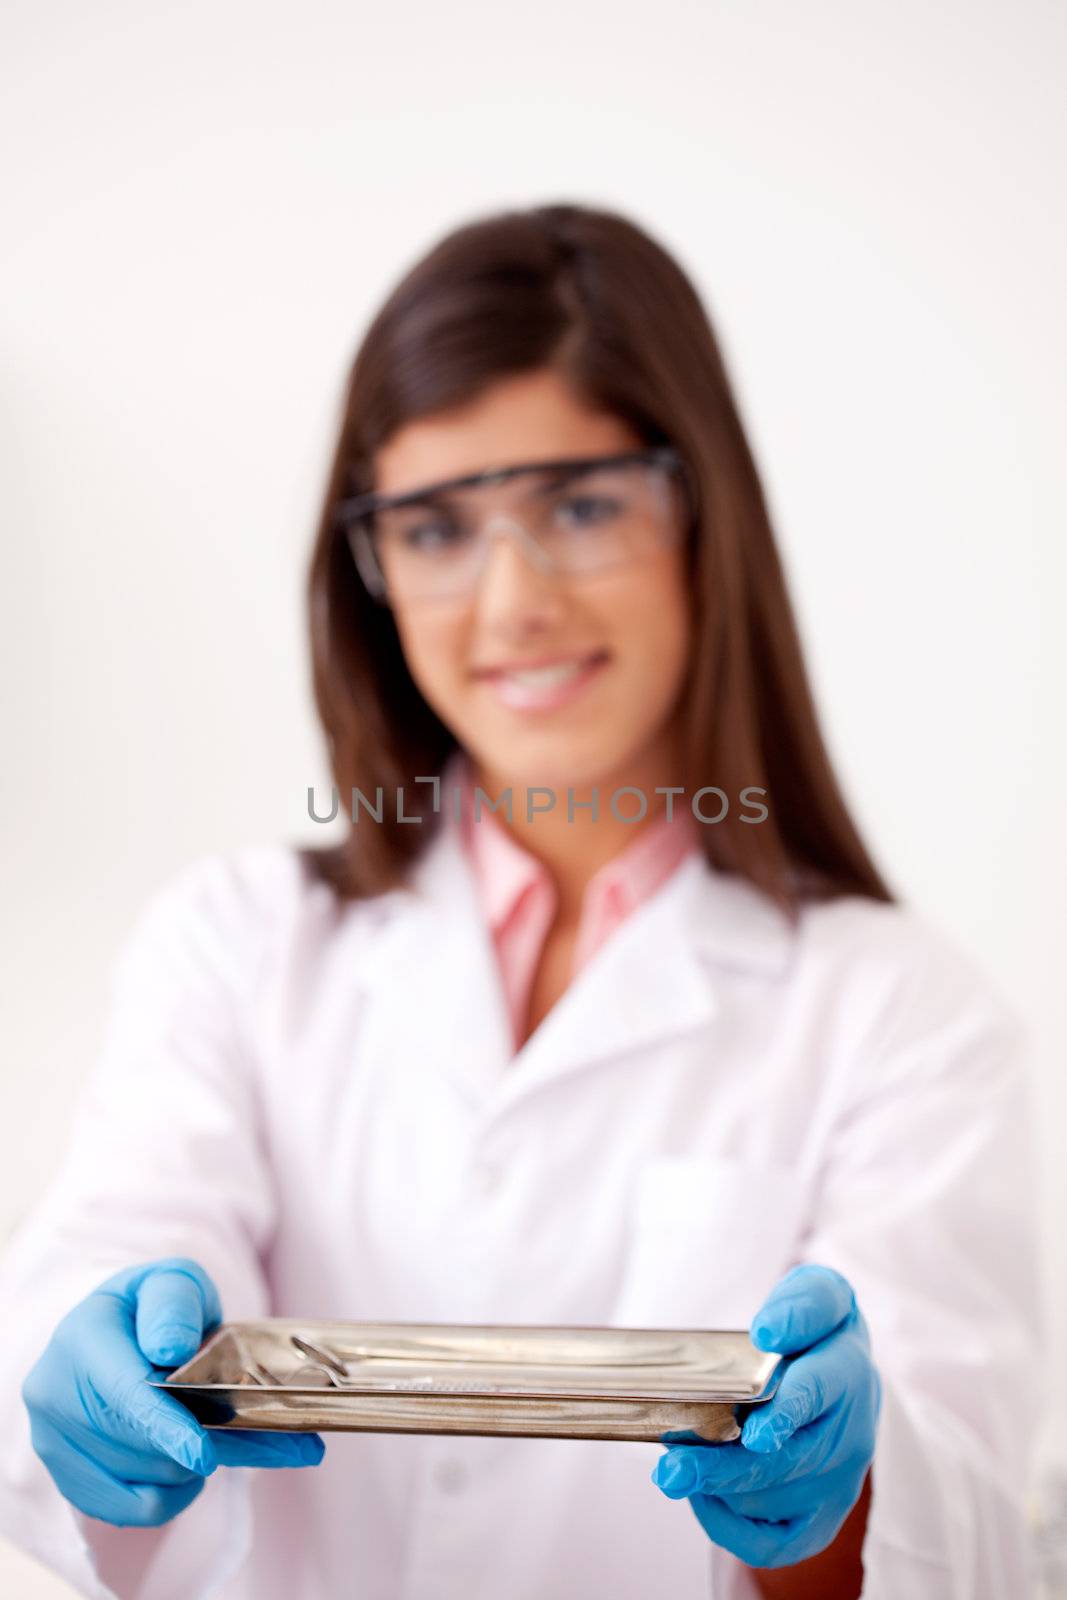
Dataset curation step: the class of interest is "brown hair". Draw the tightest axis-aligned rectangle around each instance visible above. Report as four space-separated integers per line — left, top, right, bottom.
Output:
300 201 895 919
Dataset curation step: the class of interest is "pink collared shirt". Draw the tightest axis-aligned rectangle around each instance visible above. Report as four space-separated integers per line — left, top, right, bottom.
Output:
449 753 699 1049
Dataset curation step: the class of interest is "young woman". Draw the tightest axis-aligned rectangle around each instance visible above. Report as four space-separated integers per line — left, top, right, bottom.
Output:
0 204 1041 1600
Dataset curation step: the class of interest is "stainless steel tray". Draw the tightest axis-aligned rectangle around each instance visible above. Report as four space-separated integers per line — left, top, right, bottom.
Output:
151 1320 781 1444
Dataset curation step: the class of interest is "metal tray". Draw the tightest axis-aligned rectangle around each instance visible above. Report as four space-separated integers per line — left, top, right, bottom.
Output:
151 1320 781 1444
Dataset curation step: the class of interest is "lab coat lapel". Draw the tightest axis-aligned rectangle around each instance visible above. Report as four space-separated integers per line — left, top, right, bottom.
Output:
378 817 797 1115
358 815 515 1107
494 847 797 1115
499 854 721 1105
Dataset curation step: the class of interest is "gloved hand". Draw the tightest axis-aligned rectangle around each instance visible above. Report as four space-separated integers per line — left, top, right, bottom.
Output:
21 1257 325 1528
651 1264 880 1568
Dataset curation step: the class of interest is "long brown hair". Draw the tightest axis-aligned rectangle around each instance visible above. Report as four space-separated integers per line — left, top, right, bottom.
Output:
301 201 894 920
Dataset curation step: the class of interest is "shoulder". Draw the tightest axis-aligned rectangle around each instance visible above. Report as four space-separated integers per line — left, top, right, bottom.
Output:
114 840 397 1000
798 891 1019 1018
124 841 308 944
692 859 1019 1032
793 891 1029 1095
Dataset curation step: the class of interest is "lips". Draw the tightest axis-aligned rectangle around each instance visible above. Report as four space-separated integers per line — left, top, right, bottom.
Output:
475 650 611 713
473 650 609 682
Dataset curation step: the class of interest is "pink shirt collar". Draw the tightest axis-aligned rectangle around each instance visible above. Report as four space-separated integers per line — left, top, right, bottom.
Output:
443 749 699 954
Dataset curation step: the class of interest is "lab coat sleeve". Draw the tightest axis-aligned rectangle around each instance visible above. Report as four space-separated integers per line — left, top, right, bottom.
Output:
799 928 1044 1598
0 851 281 1600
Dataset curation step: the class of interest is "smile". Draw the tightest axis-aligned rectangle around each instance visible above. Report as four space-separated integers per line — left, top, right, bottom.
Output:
475 651 610 712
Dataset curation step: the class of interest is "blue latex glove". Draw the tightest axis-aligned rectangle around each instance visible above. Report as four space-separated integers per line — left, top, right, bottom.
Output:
651 1264 880 1568
21 1257 325 1527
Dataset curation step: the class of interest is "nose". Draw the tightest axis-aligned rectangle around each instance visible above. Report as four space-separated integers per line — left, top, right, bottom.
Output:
471 516 566 625
482 514 555 574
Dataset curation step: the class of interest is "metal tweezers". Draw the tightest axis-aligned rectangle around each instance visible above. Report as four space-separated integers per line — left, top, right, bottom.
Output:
243 1332 690 1388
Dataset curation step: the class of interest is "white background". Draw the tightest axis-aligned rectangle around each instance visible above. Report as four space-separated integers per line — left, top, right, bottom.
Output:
2 1 1064 1592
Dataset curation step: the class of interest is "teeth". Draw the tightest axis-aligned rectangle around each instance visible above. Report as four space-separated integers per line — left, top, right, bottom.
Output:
502 661 587 688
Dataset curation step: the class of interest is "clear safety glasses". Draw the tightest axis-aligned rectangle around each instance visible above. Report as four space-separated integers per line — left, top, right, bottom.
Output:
334 446 691 606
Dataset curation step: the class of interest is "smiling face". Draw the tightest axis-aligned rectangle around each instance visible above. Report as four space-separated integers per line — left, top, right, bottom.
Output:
371 366 694 797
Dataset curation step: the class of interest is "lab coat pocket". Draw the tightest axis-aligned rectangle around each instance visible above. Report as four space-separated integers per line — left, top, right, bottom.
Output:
612 1154 809 1330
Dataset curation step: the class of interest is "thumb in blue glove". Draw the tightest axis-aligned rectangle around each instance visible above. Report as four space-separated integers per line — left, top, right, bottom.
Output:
652 1264 880 1569
22 1256 325 1528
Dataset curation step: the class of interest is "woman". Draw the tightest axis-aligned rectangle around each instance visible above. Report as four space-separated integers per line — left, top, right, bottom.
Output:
0 204 1041 1599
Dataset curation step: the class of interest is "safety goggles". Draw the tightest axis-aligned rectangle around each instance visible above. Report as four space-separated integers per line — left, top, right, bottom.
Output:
334 446 690 605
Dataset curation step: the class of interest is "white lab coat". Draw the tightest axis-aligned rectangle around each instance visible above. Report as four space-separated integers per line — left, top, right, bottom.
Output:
0 813 1043 1599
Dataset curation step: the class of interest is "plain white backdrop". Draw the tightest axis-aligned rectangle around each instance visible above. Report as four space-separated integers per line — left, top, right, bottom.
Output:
2 1 1064 1592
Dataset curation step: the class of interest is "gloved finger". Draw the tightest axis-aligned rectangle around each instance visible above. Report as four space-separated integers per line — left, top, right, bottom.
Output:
717 1457 866 1525
98 1259 224 1340
77 1291 217 1475
684 1489 807 1568
750 1264 856 1355
654 1442 770 1499
94 1258 221 1367
211 1430 326 1469
742 1333 864 1452
29 1412 207 1528
654 1403 850 1497
53 1410 206 1486
135 1268 215 1367
688 1488 842 1570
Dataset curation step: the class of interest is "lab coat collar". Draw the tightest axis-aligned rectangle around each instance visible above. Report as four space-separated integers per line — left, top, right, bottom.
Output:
360 803 798 1117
